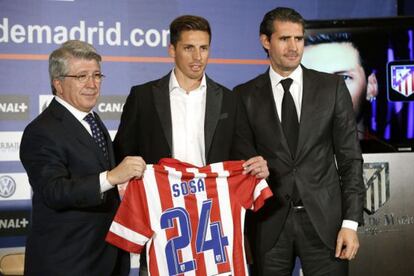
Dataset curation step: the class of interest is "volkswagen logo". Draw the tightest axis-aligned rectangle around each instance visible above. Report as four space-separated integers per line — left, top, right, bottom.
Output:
0 175 16 198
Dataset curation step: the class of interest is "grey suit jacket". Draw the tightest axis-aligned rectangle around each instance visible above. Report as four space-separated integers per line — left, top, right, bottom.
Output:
114 72 236 165
232 66 365 256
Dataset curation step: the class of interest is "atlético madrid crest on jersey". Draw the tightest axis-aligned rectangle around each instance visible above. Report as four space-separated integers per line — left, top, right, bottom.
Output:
363 162 390 214
390 64 414 97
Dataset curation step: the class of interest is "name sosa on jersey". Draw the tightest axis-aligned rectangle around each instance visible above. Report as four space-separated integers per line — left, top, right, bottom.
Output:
171 178 205 197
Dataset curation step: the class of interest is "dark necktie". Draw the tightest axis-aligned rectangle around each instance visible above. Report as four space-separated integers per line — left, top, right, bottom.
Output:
281 78 301 205
84 113 108 159
281 78 299 159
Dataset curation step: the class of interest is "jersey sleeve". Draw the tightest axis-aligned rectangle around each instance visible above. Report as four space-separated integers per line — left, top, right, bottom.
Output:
106 179 153 253
235 175 273 212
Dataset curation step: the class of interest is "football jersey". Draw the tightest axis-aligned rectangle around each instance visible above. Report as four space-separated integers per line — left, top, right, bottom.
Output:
106 158 272 276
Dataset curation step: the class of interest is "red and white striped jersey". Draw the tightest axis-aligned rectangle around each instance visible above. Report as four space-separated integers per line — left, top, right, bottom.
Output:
106 158 272 276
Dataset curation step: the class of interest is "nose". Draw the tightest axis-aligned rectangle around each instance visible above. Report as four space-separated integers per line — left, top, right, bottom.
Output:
85 75 98 87
192 48 201 60
288 38 298 51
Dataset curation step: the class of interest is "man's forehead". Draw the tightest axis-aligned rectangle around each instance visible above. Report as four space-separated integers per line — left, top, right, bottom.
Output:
67 58 100 71
303 42 361 73
178 31 210 42
273 20 304 35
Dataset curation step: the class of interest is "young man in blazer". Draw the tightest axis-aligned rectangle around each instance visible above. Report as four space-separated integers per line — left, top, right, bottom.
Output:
20 40 146 276
114 15 268 173
232 7 365 276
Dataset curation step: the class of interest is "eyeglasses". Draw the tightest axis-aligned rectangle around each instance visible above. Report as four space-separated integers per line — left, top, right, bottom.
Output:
60 73 105 83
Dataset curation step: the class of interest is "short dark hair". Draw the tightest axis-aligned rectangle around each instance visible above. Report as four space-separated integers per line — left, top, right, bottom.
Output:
260 7 305 38
305 32 351 45
305 32 371 77
169 15 211 46
259 7 305 55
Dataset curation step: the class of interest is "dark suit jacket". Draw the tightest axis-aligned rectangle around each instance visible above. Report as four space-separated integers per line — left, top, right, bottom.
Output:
114 72 236 164
20 99 129 276
232 66 365 258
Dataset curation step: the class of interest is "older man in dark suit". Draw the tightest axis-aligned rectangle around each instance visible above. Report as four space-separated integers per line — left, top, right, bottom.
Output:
20 40 145 276
232 7 365 276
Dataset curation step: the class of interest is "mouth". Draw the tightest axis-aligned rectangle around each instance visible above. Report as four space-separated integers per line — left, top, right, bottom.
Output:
285 54 299 60
190 64 203 71
82 92 98 98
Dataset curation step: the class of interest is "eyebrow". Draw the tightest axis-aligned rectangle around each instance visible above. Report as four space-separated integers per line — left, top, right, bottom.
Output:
279 35 304 39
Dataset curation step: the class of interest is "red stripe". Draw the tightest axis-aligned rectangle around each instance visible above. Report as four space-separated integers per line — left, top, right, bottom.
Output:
0 53 269 65
180 169 207 275
411 72 414 94
105 231 144 253
200 165 230 274
150 165 178 276
405 79 409 96
106 179 152 251
254 187 273 211
223 161 247 276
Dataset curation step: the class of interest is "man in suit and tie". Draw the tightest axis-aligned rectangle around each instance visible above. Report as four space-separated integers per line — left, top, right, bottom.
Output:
232 7 365 276
20 40 146 276
114 15 268 174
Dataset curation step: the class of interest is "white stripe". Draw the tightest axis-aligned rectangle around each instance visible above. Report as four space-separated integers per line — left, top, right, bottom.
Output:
193 167 219 276
166 166 196 276
408 74 413 95
109 221 147 246
380 170 386 206
252 179 268 208
142 165 169 275
188 167 216 276
211 163 233 274
366 184 371 211
373 177 379 211
239 208 249 275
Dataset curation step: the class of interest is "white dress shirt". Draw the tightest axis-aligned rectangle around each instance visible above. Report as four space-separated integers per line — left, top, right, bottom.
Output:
169 70 207 167
54 96 113 193
268 67 358 231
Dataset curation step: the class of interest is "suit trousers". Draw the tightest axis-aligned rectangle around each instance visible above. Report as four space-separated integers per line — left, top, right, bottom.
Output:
261 206 348 276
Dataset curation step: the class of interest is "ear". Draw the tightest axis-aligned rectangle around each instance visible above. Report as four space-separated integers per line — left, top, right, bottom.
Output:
260 34 271 51
366 72 378 100
168 44 176 58
53 79 63 95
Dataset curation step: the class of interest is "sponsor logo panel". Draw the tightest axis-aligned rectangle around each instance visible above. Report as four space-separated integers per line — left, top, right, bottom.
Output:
96 95 126 120
0 173 31 201
363 162 390 214
0 210 31 236
38 95 54 114
0 131 22 162
0 95 29 120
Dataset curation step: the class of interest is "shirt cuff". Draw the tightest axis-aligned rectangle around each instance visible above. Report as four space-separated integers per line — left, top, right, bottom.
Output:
341 220 358 231
100 171 114 193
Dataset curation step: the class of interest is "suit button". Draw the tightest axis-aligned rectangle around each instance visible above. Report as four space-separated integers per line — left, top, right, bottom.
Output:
285 194 291 200
293 168 297 173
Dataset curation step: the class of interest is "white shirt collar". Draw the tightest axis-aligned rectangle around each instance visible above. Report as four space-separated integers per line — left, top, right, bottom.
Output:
54 96 92 121
269 65 303 87
169 68 207 93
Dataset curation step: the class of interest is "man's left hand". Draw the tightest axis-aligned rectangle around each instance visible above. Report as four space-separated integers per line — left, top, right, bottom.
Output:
335 228 360 260
242 156 269 179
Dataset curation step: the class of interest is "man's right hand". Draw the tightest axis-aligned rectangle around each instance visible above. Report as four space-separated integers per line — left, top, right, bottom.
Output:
107 156 146 186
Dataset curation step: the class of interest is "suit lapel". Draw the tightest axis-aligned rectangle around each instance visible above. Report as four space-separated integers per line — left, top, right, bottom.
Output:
49 99 109 169
153 73 173 151
296 66 319 159
256 73 292 161
204 76 222 161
